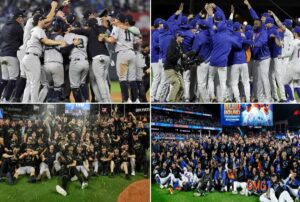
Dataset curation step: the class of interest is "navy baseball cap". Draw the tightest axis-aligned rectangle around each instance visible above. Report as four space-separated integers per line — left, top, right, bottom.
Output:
189 19 198 29
126 15 135 26
115 13 126 23
233 22 242 31
283 19 293 27
99 8 108 17
265 17 274 25
33 8 44 16
72 21 81 28
33 14 46 23
87 18 98 27
154 18 164 26
66 14 76 24
245 25 253 32
83 9 94 19
293 26 300 35
13 9 26 18
197 19 208 28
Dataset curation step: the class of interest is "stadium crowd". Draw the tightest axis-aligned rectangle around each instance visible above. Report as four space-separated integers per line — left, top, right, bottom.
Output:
151 1 300 103
0 106 150 196
152 132 300 202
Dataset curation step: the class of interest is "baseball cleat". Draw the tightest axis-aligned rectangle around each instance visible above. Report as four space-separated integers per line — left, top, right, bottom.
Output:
169 188 174 194
56 185 67 196
81 182 88 189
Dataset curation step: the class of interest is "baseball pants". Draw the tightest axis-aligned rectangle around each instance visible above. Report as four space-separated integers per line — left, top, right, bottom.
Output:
89 63 101 101
197 61 210 102
92 55 111 102
151 62 162 100
22 54 41 103
69 59 89 88
156 60 169 101
233 181 247 194
38 65 48 102
255 58 271 102
39 162 51 179
269 57 286 100
76 165 89 178
230 63 250 102
155 173 172 186
208 66 227 102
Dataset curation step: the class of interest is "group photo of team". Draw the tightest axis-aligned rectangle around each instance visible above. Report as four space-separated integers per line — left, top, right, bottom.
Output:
0 104 150 202
0 0 150 103
151 104 300 202
151 0 300 103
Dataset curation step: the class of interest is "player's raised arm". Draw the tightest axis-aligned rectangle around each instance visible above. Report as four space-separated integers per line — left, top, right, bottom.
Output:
45 1 59 23
243 0 259 20
268 10 285 30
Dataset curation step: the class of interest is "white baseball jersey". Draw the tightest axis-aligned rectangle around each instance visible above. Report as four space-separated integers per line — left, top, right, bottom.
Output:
281 29 294 57
288 39 300 77
20 17 34 50
110 26 138 52
64 33 88 60
26 26 47 56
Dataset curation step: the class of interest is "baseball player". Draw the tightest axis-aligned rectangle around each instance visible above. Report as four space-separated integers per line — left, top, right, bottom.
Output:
44 19 81 102
64 22 89 102
135 46 148 102
0 9 25 102
244 0 272 102
22 13 65 103
13 2 58 102
71 17 111 102
151 18 164 102
102 13 140 103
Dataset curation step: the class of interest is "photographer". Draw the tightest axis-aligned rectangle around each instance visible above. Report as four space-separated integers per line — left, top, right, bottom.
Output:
163 31 185 102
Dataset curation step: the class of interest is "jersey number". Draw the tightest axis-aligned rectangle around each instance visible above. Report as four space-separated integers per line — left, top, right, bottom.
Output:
75 38 84 48
124 30 131 41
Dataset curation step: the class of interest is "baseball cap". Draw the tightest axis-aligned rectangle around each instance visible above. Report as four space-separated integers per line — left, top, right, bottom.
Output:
197 19 209 28
33 8 44 16
72 21 81 28
262 12 270 18
99 8 108 18
115 13 126 23
245 25 253 32
189 19 198 29
181 16 188 25
87 18 98 27
66 14 76 24
33 14 46 23
283 19 293 27
153 18 164 26
233 22 242 31
265 17 274 25
214 11 224 21
176 30 185 38
13 9 26 18
126 15 135 26
83 9 94 19
293 26 300 35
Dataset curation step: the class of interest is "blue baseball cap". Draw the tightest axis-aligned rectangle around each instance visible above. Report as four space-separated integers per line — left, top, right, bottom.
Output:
181 16 188 25
214 11 224 21
283 19 293 27
197 19 208 27
233 22 242 31
245 25 253 32
163 21 169 30
189 19 198 29
154 18 164 26
265 17 274 25
262 12 270 18
293 26 300 35
176 30 185 38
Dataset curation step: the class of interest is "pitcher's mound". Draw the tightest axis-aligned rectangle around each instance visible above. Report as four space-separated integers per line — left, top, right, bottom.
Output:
117 179 150 202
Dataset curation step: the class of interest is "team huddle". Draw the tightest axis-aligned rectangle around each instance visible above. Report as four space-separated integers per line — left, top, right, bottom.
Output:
0 107 149 196
151 1 300 103
0 0 150 103
152 133 300 202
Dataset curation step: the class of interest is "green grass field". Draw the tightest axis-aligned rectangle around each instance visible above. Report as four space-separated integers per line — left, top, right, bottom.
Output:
0 173 145 202
152 184 259 202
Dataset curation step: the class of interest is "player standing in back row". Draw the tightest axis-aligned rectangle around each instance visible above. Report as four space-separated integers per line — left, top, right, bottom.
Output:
101 13 141 103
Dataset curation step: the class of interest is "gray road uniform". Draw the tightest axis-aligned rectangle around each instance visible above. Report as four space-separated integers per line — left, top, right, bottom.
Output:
43 34 65 101
64 33 89 101
13 18 34 102
111 26 139 102
22 26 47 103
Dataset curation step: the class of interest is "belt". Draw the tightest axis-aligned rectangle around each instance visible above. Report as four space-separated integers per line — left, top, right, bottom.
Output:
26 52 39 57
116 49 133 54
73 58 88 61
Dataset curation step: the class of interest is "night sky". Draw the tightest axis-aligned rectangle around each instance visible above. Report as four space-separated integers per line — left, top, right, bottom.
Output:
152 0 300 25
